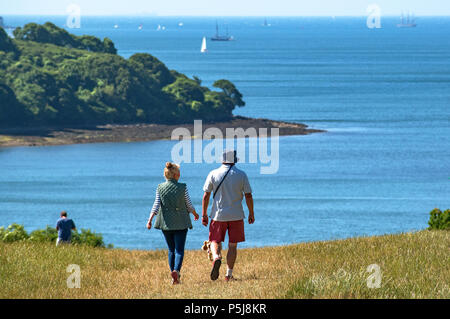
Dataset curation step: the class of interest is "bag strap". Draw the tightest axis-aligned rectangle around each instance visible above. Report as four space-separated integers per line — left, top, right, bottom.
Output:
213 165 233 199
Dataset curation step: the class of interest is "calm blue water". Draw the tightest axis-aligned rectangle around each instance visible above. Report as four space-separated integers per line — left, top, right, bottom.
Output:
1 16 449 249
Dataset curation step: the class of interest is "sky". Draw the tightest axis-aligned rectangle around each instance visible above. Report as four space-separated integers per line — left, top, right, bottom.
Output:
1 0 450 16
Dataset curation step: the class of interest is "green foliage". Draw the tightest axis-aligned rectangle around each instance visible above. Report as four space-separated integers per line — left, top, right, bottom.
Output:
0 224 29 242
213 79 245 107
0 22 245 127
428 208 450 230
71 229 106 247
0 27 18 54
0 223 109 247
192 75 202 85
0 82 29 125
129 53 175 88
13 22 117 54
29 226 58 243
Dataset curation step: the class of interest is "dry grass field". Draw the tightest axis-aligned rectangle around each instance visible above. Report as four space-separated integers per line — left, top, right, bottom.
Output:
0 230 448 299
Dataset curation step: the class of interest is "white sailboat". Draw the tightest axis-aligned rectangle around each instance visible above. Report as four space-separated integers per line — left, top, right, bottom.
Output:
201 37 207 53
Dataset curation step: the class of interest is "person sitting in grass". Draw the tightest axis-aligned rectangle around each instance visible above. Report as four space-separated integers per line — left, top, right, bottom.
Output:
55 211 76 246
147 162 199 285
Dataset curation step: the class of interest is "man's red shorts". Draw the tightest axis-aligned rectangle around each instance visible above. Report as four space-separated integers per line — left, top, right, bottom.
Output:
209 219 245 244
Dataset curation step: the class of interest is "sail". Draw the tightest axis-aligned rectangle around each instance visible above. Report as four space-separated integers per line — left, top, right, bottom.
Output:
211 21 233 41
397 11 417 28
201 37 207 53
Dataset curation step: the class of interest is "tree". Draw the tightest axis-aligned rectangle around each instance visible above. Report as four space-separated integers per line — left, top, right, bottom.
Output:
129 53 174 88
163 77 205 104
13 22 117 54
102 38 117 54
213 79 245 108
0 83 28 126
193 75 202 85
0 23 245 127
0 27 18 54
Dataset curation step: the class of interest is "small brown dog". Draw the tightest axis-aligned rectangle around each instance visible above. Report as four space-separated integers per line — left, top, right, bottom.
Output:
201 240 213 261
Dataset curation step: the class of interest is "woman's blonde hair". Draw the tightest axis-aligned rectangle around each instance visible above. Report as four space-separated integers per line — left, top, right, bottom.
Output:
164 162 180 180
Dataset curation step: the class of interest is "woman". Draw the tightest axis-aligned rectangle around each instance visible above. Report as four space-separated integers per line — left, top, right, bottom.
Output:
147 162 199 285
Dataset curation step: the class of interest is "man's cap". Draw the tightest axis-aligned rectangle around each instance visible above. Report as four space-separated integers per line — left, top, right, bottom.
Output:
223 150 238 164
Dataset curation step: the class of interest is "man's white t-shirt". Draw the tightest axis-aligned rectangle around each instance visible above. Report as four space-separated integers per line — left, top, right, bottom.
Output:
203 164 252 222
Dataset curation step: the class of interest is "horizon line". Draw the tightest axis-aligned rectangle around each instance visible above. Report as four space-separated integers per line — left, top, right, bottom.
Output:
2 14 450 18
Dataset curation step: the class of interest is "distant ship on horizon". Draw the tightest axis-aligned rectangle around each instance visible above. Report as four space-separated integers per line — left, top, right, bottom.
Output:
397 12 417 28
211 21 233 41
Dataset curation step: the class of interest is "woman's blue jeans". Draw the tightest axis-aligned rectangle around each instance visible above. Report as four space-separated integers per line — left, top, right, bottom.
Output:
162 229 188 272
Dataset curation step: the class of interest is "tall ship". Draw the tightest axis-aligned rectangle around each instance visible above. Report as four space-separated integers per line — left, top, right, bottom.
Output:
211 21 233 41
397 12 417 28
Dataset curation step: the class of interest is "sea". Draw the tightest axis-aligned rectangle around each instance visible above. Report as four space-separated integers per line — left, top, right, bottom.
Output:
1 16 449 249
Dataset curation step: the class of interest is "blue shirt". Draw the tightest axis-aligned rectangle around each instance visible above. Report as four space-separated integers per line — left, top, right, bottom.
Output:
56 218 76 241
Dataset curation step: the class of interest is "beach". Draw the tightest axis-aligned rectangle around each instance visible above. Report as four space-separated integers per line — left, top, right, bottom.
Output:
0 116 324 148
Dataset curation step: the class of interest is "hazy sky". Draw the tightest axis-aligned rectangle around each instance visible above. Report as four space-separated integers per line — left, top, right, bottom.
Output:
1 0 450 16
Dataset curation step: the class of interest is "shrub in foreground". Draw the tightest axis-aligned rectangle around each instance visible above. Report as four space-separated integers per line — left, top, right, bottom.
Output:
0 223 29 242
71 228 107 247
29 226 58 243
0 223 108 247
428 208 450 230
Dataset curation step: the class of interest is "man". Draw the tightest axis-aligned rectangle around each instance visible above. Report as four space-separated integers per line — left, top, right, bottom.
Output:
55 211 76 246
202 150 255 281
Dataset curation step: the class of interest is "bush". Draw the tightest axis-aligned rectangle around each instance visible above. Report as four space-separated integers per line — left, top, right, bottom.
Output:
0 223 109 247
0 223 29 242
428 208 450 230
71 229 105 247
29 226 58 243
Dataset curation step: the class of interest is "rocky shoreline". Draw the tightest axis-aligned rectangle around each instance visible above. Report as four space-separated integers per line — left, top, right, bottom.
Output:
0 116 325 148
